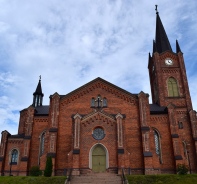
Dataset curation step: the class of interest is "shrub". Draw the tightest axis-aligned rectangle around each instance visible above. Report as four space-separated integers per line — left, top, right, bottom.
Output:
44 156 53 177
176 163 189 175
29 166 42 176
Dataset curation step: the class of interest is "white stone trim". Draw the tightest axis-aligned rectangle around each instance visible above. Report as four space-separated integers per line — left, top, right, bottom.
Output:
74 113 82 120
115 113 123 119
116 114 123 148
74 116 81 149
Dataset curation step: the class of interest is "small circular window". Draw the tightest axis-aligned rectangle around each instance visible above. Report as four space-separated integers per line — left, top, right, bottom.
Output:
92 128 105 140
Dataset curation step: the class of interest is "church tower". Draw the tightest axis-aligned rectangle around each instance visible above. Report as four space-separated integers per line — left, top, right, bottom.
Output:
148 8 192 111
32 76 44 107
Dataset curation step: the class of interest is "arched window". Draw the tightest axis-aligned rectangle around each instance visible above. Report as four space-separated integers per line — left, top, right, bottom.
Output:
11 149 18 163
168 77 179 97
153 129 163 163
154 130 161 155
40 133 45 156
103 98 107 107
91 98 95 107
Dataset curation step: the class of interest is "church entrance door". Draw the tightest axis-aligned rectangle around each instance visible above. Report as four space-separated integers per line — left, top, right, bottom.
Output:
92 145 106 172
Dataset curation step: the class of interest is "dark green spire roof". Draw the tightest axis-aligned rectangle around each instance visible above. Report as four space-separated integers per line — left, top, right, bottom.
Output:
33 77 44 107
33 78 43 96
154 12 172 53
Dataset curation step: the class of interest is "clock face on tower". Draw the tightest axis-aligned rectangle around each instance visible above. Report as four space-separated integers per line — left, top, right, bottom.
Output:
92 128 105 140
165 58 173 65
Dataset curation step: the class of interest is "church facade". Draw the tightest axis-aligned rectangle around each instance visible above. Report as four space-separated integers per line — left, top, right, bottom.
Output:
1 11 197 176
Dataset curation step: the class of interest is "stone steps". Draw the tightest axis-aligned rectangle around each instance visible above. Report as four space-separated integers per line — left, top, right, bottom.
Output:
70 173 122 184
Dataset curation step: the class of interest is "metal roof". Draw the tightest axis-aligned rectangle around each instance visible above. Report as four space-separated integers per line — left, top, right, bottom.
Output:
149 104 168 114
35 105 49 115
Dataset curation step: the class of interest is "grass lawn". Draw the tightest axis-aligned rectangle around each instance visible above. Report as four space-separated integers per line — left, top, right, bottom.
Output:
0 176 67 184
126 174 197 184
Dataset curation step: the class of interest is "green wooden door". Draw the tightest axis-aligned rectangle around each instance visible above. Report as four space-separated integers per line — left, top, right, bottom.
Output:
92 145 106 172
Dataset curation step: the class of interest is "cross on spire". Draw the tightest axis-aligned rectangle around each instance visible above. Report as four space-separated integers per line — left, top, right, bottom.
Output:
155 5 158 14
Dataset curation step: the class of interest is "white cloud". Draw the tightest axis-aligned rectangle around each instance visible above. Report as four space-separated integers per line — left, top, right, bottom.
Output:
0 95 19 135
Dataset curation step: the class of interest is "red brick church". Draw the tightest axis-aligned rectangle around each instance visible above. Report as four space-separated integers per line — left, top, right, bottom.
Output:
1 10 197 176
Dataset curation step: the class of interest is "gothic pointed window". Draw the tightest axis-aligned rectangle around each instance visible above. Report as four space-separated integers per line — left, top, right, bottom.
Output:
40 132 45 156
11 149 18 163
103 98 107 107
154 130 160 155
153 129 163 163
168 77 179 97
91 98 95 107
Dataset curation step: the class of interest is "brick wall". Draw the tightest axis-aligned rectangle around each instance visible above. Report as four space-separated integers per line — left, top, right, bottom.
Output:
1 78 197 175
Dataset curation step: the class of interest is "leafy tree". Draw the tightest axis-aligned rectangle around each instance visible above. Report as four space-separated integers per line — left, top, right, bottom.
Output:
177 163 189 175
44 156 53 177
29 166 42 176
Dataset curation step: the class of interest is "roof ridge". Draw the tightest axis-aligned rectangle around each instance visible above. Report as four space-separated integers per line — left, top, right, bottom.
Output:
59 77 139 101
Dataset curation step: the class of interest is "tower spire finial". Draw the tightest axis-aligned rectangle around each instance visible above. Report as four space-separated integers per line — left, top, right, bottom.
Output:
155 5 158 14
39 75 41 81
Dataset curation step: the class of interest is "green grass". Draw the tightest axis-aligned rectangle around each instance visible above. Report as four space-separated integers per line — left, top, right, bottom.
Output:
1 174 197 184
0 176 67 184
126 174 197 184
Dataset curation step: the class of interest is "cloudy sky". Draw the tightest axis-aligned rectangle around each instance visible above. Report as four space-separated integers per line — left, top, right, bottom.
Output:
0 0 197 135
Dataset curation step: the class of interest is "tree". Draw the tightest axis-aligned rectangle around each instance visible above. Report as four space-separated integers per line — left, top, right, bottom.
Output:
177 164 189 175
29 166 42 176
44 156 53 177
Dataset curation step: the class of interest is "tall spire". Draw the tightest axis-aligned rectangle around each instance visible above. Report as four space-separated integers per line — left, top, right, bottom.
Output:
154 5 172 53
33 76 44 107
34 76 42 95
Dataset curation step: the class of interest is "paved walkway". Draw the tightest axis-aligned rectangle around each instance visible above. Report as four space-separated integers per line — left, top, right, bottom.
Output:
70 172 122 184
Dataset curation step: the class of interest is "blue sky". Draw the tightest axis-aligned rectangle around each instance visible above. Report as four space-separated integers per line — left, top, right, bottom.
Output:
0 0 197 135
